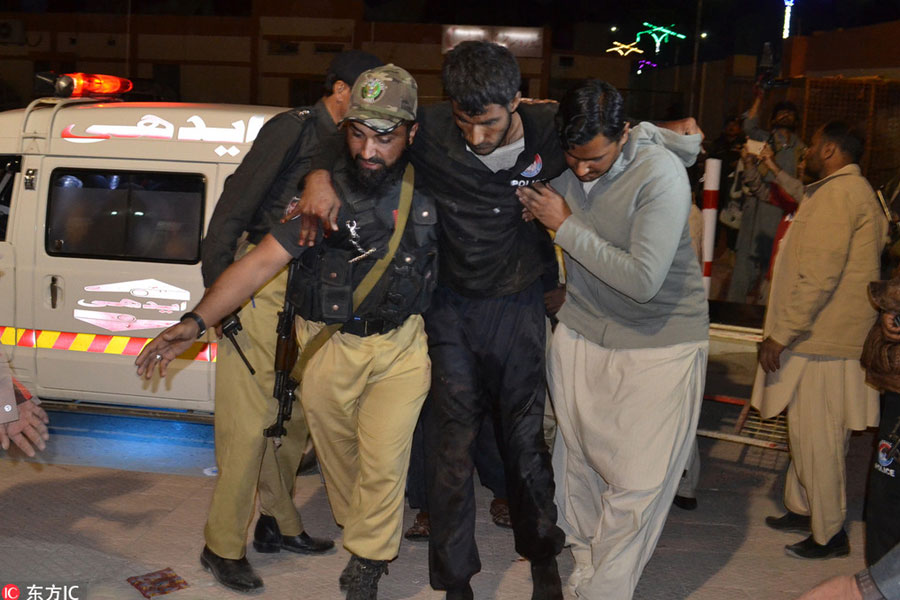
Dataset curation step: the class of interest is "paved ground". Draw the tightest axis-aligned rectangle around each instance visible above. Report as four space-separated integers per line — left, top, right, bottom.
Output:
0 395 875 600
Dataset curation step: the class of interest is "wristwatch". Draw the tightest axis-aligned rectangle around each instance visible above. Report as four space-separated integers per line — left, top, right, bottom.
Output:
856 569 886 600
180 311 208 339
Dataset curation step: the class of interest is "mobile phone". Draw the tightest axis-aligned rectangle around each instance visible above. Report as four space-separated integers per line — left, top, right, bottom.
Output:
745 139 766 156
893 314 900 329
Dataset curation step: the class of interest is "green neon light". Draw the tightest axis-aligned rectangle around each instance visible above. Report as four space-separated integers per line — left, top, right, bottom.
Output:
635 22 686 54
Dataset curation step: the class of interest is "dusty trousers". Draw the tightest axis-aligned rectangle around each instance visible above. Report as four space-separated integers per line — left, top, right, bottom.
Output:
297 315 430 560
204 260 310 559
423 281 565 591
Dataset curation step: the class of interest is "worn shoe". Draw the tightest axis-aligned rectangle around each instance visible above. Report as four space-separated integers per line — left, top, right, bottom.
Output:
200 545 263 593
531 557 563 600
446 583 474 600
765 511 812 534
252 514 335 554
339 555 357 591
404 511 431 540
490 498 513 528
785 529 850 560
344 554 389 600
673 495 698 510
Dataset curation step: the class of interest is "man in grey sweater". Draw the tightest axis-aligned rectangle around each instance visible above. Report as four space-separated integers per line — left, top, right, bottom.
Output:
517 80 708 600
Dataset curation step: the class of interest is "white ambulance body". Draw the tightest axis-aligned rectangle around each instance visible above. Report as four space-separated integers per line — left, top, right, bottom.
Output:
0 92 284 412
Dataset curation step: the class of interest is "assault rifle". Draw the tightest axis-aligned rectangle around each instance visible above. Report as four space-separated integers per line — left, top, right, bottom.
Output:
264 259 301 447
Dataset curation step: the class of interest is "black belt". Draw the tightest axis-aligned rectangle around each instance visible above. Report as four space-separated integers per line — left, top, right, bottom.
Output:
342 317 400 337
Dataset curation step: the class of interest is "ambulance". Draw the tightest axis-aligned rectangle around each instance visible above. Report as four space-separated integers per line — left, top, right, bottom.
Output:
0 73 284 413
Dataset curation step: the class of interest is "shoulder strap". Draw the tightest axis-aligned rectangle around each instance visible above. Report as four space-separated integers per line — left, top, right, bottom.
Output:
289 163 415 383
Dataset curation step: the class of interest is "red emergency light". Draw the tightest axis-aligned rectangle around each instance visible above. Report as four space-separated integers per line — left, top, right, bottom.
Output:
56 72 133 98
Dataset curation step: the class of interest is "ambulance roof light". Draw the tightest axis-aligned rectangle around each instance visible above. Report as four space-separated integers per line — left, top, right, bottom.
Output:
56 73 133 98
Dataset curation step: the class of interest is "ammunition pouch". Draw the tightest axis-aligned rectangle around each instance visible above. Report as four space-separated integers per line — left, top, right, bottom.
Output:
286 193 437 328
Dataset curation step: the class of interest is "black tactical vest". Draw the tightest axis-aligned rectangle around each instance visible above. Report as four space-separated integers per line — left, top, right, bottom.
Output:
286 170 438 328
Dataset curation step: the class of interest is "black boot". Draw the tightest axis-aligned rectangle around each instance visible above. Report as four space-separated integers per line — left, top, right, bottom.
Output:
531 557 563 600
339 555 357 591
344 554 388 600
673 495 698 510
200 545 263 593
252 514 334 554
785 529 850 560
765 511 812 534
446 583 474 599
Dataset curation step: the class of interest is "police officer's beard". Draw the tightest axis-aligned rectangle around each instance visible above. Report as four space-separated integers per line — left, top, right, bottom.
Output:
348 150 410 199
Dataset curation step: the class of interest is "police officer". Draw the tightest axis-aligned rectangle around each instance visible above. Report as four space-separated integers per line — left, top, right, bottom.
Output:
138 64 435 600
297 42 570 600
197 50 381 592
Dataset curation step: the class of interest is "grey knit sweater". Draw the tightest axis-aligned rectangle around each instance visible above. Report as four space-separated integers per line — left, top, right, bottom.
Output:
553 123 709 349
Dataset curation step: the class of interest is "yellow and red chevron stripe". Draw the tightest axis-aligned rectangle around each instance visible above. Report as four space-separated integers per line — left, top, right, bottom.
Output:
0 326 217 362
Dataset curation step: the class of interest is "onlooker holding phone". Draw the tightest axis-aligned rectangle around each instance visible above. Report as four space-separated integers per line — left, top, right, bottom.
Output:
736 140 807 301
727 91 807 304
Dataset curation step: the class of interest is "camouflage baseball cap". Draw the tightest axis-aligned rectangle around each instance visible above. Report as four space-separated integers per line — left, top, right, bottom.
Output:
343 64 418 134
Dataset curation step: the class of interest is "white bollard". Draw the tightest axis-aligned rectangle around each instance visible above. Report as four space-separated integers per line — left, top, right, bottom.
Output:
701 158 721 298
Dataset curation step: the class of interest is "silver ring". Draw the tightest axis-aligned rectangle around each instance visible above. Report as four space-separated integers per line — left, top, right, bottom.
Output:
155 354 162 361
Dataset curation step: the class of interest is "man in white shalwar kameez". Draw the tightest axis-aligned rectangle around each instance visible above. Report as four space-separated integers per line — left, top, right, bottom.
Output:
517 80 708 600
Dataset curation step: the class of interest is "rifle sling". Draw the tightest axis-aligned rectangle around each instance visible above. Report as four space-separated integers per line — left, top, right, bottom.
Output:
289 163 415 384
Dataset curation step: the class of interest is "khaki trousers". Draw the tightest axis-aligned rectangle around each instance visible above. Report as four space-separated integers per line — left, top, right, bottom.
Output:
782 353 877 544
204 254 310 559
550 324 707 600
296 314 430 560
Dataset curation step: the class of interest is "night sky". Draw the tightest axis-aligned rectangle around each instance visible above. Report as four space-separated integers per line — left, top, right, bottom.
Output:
20 0 900 65
365 0 900 63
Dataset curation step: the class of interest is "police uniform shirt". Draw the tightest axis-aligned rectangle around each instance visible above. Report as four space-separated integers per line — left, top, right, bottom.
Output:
201 101 339 287
411 102 567 298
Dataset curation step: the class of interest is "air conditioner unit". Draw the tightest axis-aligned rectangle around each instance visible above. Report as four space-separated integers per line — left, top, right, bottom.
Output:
0 20 26 46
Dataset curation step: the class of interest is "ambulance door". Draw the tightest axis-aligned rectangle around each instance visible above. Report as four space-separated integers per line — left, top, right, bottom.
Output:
31 157 217 411
0 156 26 382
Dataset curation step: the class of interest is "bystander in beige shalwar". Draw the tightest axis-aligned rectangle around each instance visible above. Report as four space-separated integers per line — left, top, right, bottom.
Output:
751 122 887 559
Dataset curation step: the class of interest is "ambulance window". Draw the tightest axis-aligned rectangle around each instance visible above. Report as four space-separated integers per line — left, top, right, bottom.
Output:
0 156 19 241
45 169 205 263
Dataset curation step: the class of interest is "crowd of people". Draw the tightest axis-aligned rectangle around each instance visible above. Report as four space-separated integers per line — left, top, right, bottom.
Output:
705 89 807 305
4 39 898 600
134 41 899 600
